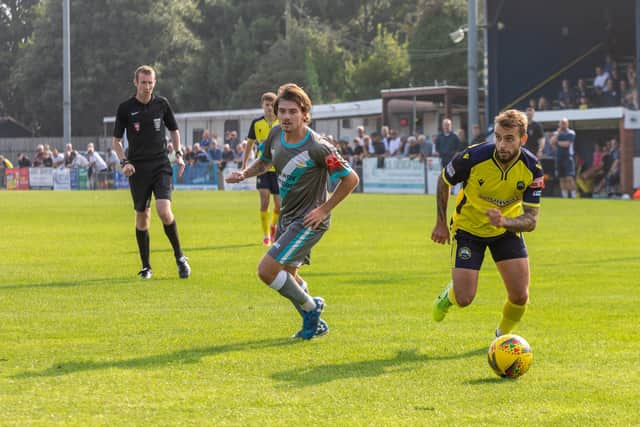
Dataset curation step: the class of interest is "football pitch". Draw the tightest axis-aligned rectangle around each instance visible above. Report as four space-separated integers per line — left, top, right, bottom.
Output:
0 190 638 425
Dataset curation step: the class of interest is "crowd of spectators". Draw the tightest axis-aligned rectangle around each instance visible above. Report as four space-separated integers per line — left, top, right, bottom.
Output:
531 54 639 111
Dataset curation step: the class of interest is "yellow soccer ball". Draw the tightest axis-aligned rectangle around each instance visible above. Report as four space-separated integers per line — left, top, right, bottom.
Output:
487 334 533 378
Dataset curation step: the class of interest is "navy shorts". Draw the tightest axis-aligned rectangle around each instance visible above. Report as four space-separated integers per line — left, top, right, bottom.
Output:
257 171 279 195
129 159 173 212
556 155 575 178
451 229 528 270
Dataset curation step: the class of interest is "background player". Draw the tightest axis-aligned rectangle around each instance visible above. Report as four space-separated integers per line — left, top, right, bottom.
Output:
243 92 280 246
112 65 191 280
430 109 543 336
226 83 359 339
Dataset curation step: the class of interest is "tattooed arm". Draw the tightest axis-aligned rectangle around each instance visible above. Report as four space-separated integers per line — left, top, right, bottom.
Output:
431 175 451 244
486 205 539 232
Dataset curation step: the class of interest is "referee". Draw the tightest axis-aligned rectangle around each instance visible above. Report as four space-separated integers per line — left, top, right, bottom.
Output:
112 65 190 280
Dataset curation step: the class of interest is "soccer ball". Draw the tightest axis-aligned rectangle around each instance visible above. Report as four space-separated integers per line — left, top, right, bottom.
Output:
487 334 533 378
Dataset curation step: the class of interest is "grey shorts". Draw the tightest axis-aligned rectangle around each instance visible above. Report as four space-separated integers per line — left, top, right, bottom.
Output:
267 219 325 267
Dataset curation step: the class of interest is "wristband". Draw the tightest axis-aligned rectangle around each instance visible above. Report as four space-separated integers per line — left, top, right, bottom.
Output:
120 159 129 167
175 150 183 157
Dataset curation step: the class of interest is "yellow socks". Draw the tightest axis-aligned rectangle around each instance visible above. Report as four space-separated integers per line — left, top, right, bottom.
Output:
271 210 279 227
260 211 269 237
498 300 528 334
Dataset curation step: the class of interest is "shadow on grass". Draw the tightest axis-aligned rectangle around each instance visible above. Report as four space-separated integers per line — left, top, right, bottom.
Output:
125 243 256 255
11 338 296 379
272 347 485 388
465 377 514 385
0 276 168 291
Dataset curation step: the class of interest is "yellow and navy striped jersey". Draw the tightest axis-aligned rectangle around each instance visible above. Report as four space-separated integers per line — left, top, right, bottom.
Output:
442 143 544 238
248 116 278 172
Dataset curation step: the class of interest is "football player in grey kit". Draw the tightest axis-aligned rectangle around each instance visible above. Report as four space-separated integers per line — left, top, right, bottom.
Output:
226 83 359 339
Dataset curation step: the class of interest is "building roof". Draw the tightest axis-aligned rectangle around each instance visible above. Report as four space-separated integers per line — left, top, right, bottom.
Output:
0 116 33 137
103 99 381 124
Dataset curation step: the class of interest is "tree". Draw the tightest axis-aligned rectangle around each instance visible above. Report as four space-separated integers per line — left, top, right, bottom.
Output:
0 0 38 116
407 0 469 87
12 0 198 136
349 27 410 99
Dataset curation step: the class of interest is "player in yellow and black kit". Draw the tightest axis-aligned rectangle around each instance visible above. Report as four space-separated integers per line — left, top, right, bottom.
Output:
430 109 544 337
243 92 280 246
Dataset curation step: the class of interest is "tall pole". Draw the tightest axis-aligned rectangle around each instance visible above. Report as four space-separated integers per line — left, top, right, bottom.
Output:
284 0 290 41
63 0 71 144
467 0 478 141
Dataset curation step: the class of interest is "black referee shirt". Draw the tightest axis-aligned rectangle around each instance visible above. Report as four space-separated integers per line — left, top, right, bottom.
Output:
114 95 178 162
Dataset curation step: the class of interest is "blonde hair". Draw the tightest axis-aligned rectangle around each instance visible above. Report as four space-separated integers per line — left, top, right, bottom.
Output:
495 109 528 137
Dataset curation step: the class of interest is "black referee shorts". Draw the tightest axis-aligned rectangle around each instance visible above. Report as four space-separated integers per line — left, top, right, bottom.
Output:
129 159 173 212
256 171 280 195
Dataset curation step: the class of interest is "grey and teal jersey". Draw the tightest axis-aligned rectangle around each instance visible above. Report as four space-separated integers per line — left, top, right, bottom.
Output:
260 126 352 229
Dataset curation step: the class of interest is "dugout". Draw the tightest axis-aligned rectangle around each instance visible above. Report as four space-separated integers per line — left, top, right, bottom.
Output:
486 0 639 194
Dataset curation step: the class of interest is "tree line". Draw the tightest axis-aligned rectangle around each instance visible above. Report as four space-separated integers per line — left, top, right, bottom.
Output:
0 0 471 136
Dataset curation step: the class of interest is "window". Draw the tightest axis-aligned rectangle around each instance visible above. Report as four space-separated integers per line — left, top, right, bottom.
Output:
342 118 352 129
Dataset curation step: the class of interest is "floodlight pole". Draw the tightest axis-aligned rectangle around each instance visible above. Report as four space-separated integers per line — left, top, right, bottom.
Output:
467 0 479 142
63 0 71 145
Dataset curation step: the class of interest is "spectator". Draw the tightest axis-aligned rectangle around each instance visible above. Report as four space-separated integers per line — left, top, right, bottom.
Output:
602 79 620 106
388 128 402 156
105 148 120 171
17 152 32 167
228 130 240 150
200 130 212 149
63 143 74 167
470 124 485 145
406 136 420 159
434 118 463 168
370 133 387 157
70 150 90 168
0 155 13 168
416 134 434 159
609 67 621 90
208 140 222 161
352 137 366 164
235 140 247 167
578 95 590 109
86 143 108 188
380 126 391 153
524 107 545 158
625 62 636 86
32 144 46 167
574 78 592 107
220 143 235 170
550 118 577 198
593 66 610 94
355 125 367 147
166 142 176 164
51 148 64 168
456 127 467 150
537 96 550 111
338 140 354 164
193 142 211 163
183 145 195 166
620 80 634 108
556 79 575 109
580 141 605 183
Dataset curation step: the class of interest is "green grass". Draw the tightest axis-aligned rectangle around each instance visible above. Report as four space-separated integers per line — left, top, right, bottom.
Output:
0 190 638 426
